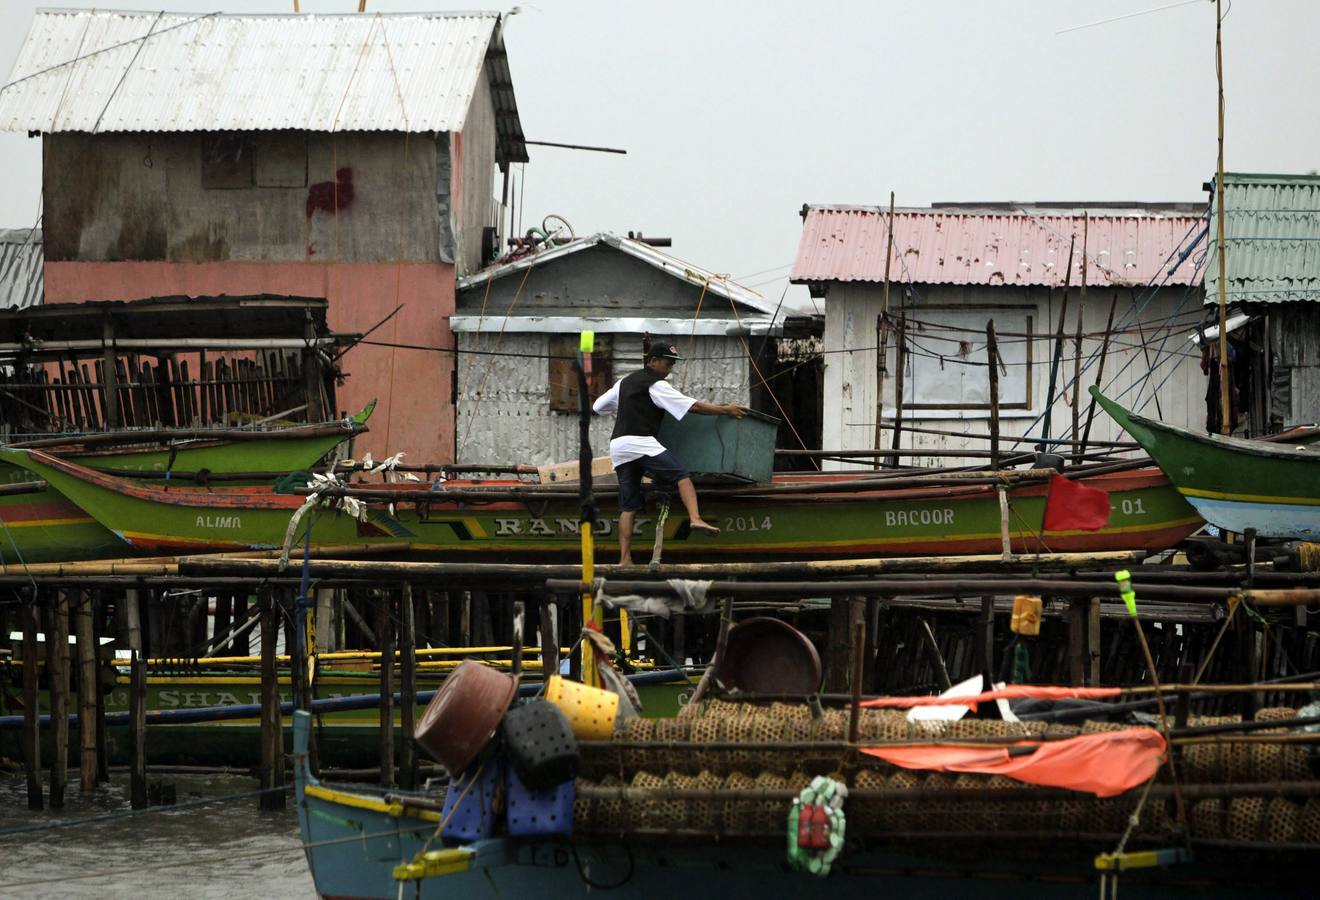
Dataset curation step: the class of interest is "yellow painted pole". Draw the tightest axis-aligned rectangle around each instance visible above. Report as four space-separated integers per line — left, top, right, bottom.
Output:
579 330 601 687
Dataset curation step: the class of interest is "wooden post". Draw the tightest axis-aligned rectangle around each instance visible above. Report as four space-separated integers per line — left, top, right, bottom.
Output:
75 593 98 795
540 598 560 678
130 650 147 810
873 191 897 470
511 600 525 678
1087 597 1102 685
847 618 866 743
48 591 70 808
124 588 142 655
377 591 396 788
916 617 952 692
975 596 995 682
1069 598 1086 686
997 486 1012 560
259 589 285 810
1039 236 1075 450
21 598 43 810
316 588 334 653
1078 295 1118 456
399 583 418 791
102 315 120 429
886 313 907 469
1070 214 1088 461
986 321 1000 470
818 596 850 686
94 594 109 785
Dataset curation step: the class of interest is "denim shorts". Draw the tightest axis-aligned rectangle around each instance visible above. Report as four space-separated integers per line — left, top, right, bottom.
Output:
615 450 689 512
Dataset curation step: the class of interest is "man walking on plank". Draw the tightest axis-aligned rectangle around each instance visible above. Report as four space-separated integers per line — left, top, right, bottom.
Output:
592 339 748 565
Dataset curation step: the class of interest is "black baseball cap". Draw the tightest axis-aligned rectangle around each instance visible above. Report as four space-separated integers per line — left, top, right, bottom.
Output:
646 341 684 362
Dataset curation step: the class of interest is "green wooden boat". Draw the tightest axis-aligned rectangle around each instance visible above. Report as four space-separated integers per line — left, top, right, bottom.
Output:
1091 387 1320 539
0 403 373 563
0 447 1203 559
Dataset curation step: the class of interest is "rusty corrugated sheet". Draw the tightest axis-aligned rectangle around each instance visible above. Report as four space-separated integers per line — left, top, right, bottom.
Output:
791 206 1206 289
0 228 42 310
1205 172 1320 305
0 9 527 162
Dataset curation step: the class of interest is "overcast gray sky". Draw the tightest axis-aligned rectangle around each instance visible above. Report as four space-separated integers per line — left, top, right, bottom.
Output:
3 0 1318 312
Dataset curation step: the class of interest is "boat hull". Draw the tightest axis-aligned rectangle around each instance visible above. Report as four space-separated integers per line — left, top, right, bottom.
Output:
2 449 1205 560
1091 388 1320 539
0 421 364 562
290 712 1302 899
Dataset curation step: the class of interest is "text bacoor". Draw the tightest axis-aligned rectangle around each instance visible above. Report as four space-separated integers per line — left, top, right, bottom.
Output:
884 508 955 527
493 517 651 537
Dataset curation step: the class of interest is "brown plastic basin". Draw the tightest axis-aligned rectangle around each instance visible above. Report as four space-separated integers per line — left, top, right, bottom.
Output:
715 616 821 695
415 660 519 773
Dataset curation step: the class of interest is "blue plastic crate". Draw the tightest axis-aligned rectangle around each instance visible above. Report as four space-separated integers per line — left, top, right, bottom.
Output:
440 754 503 842
505 765 575 838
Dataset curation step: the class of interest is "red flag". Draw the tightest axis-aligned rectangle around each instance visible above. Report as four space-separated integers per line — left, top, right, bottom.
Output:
1042 473 1111 532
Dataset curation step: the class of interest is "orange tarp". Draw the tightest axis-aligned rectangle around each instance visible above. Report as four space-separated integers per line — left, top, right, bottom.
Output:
862 685 1122 712
861 728 1166 797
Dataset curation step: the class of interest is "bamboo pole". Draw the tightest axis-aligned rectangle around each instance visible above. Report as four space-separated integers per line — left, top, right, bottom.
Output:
546 577 1320 606
21 599 43 809
377 591 396 788
74 593 97 794
1214 0 1230 434
130 649 147 810
398 583 417 791
48 591 70 807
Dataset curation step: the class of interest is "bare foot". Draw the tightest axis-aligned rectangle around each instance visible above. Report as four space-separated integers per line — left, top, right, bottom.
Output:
619 556 633 566
689 518 721 535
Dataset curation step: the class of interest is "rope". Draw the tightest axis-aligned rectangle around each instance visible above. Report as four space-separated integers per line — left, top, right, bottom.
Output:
715 275 818 470
378 15 413 456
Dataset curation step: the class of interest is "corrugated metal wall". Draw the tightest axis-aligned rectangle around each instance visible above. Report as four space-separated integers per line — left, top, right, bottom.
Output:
821 282 1207 468
1267 303 1320 425
458 64 497 276
455 333 751 466
0 228 42 309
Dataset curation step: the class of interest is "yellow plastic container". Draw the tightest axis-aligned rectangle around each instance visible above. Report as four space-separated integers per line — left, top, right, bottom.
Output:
544 675 619 739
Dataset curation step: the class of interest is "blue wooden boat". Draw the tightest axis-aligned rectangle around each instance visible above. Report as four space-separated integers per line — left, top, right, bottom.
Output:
291 711 1304 898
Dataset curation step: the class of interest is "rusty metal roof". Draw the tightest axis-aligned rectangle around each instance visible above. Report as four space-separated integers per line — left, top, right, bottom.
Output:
1205 172 1320 305
791 205 1207 292
0 228 42 310
0 9 527 162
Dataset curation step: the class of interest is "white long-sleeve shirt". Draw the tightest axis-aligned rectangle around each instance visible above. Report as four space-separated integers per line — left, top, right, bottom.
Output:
592 377 697 466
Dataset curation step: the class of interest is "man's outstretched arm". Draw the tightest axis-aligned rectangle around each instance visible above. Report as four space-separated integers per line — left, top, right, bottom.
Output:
690 400 748 417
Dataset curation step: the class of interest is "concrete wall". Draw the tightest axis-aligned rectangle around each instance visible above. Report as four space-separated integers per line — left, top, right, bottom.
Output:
456 64 498 276
454 332 750 466
821 281 1207 469
43 131 451 264
44 260 456 464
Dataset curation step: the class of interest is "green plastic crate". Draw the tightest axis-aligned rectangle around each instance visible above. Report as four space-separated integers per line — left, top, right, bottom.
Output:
657 409 780 484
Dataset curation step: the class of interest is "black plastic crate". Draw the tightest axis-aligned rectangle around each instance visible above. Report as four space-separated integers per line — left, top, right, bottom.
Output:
500 700 579 790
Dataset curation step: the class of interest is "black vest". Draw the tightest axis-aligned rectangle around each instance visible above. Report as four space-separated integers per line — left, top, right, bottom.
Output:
611 368 667 440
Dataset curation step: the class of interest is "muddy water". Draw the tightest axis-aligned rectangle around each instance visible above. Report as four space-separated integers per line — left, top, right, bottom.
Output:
0 773 315 898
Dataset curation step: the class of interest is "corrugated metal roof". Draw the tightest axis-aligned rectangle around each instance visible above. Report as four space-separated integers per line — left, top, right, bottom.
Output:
1205 172 1320 305
791 206 1207 291
0 9 527 162
0 228 43 310
458 233 779 317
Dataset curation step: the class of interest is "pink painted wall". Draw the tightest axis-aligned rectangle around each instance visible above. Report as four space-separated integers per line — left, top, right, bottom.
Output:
44 260 456 464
